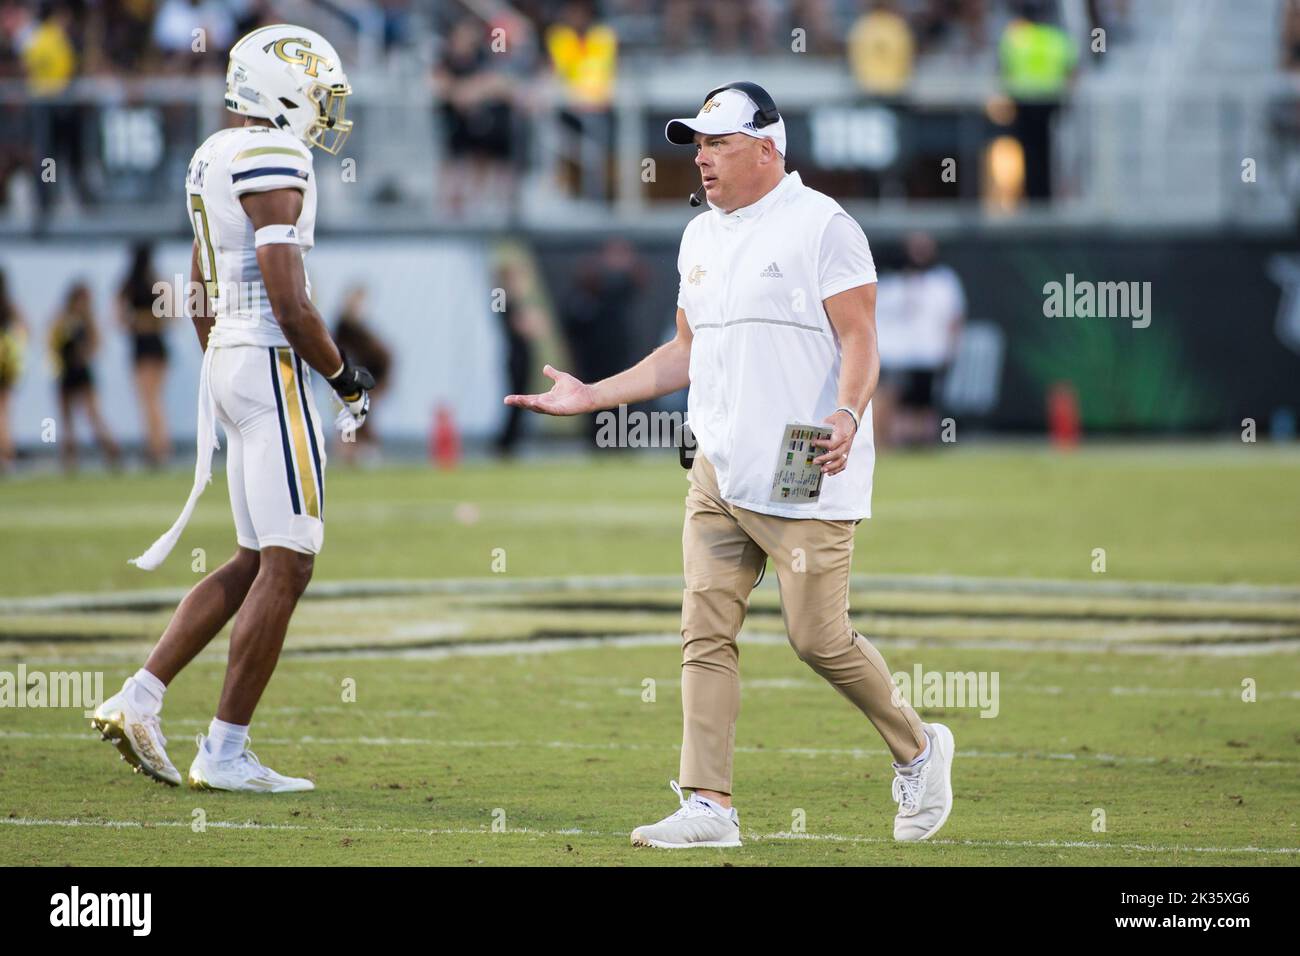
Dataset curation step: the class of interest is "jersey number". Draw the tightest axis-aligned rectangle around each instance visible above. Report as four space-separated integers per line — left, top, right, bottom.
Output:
188 195 219 302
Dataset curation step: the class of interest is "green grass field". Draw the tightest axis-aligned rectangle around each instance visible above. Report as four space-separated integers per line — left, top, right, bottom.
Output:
1 444 1297 865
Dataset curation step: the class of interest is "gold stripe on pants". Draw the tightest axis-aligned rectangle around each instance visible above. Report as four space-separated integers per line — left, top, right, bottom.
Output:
276 348 319 519
679 454 927 794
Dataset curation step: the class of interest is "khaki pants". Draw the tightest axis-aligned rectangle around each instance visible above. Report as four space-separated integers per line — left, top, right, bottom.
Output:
679 454 926 794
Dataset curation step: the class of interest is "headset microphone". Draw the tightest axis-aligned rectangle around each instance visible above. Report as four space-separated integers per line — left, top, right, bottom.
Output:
689 186 705 207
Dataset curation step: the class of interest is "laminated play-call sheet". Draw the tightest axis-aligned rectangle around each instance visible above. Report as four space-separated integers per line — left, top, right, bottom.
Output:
770 422 833 502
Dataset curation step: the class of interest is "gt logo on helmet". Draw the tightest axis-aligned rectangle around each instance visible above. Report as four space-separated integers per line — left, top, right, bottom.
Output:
266 37 327 78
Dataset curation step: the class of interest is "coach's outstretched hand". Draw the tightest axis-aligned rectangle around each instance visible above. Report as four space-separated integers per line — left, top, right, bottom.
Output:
504 364 597 416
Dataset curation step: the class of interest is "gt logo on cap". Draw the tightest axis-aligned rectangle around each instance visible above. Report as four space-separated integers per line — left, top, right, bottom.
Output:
700 98 721 113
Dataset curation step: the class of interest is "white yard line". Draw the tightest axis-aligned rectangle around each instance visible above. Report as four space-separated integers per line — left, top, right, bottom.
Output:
0 817 1294 856
3 572 1296 615
9 630 1300 663
4 729 1296 769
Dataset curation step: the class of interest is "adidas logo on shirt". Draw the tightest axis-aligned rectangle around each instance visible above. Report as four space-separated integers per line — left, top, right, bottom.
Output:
759 261 783 278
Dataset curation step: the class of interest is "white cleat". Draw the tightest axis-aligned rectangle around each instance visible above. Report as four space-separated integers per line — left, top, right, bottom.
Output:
187 734 315 793
631 780 741 849
892 722 955 842
90 686 181 787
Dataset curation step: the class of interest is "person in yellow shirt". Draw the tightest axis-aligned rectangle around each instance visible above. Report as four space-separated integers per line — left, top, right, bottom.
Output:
545 1 618 200
545 0 617 111
847 1 915 97
22 5 76 96
998 1 1077 199
23 5 84 213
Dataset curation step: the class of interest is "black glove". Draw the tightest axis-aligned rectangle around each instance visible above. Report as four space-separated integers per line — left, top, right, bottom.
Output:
327 355 376 425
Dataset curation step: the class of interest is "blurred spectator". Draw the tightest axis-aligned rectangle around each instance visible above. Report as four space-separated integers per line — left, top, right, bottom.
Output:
913 0 989 56
433 17 520 220
118 241 170 467
493 258 545 456
872 233 965 447
0 3 35 208
545 0 617 201
1285 0 1300 71
23 2 87 214
558 238 647 444
847 0 915 96
998 0 1076 200
153 0 234 72
332 286 392 465
21 1 76 95
377 0 414 52
90 0 160 74
23 1 85 214
49 280 120 470
0 2 33 79
660 0 778 54
546 1 616 108
0 267 27 472
1086 0 1132 48
788 0 841 55
229 1 275 39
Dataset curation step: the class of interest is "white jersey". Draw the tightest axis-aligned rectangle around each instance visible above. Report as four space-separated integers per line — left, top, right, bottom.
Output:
676 171 878 521
184 125 316 349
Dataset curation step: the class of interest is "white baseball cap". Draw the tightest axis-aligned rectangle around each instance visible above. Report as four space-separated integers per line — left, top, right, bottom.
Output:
665 88 786 157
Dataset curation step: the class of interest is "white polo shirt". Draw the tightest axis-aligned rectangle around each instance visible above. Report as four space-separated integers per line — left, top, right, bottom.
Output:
677 171 878 520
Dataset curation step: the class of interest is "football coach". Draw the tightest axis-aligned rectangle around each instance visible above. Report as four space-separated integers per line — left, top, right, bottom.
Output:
505 82 954 848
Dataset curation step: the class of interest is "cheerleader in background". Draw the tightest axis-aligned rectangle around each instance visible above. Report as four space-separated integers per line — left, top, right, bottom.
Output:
0 268 26 474
118 242 172 467
49 281 120 472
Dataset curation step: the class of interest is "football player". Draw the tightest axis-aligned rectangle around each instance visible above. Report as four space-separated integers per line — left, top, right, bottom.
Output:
91 24 375 792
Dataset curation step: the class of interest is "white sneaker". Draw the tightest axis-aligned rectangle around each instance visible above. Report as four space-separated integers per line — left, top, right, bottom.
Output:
90 684 181 786
630 780 742 848
187 734 315 793
892 722 955 841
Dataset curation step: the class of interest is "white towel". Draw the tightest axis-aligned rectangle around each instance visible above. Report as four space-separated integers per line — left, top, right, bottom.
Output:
129 346 219 571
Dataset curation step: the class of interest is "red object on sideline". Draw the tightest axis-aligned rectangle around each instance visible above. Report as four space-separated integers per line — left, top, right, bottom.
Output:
432 405 462 468
1047 383 1081 449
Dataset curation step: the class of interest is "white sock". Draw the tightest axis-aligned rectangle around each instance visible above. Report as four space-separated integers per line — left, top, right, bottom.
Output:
894 735 931 773
693 794 732 817
206 718 250 762
126 668 166 714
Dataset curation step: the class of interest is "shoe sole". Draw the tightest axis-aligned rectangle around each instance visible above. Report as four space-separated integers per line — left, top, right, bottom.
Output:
915 722 955 842
90 713 180 787
630 832 742 849
188 772 314 794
